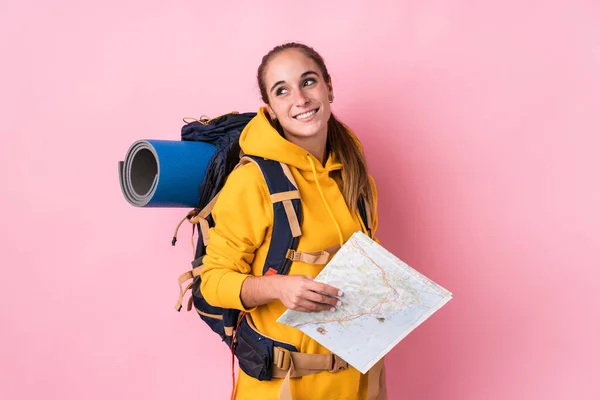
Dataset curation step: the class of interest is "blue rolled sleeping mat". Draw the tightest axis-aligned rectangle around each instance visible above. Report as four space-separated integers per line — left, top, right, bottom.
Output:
118 140 217 208
118 112 256 209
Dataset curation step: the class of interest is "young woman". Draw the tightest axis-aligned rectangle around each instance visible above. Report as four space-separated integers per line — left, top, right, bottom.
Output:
200 43 387 400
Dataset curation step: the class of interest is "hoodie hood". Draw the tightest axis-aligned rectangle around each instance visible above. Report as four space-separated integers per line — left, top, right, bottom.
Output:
239 106 344 173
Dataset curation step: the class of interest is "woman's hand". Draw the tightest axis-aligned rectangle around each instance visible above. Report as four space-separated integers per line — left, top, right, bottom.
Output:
276 275 342 312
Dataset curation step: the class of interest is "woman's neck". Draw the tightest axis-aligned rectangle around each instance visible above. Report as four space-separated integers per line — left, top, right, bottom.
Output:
282 130 328 165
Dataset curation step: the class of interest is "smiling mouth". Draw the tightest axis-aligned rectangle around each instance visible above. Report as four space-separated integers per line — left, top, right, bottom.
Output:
293 108 319 120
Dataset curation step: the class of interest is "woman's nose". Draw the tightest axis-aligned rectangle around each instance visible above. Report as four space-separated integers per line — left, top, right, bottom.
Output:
293 90 309 106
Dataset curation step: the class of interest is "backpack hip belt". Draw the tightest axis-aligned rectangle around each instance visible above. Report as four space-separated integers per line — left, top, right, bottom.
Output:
232 309 349 382
239 312 348 379
271 346 349 378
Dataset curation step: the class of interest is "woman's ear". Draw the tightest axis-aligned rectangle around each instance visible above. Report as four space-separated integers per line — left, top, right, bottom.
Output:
267 105 276 120
328 81 334 103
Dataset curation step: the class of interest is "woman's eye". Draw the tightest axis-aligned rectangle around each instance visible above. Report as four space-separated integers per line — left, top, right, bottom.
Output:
303 79 316 87
276 87 288 96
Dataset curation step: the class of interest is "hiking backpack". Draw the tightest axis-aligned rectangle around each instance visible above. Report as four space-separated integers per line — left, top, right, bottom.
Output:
172 111 372 382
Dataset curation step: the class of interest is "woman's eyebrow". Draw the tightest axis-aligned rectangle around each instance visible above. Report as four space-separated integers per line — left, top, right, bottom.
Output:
270 80 286 93
270 70 321 93
301 70 319 78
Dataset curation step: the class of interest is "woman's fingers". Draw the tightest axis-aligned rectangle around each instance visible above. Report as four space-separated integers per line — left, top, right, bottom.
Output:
303 289 341 308
296 298 337 313
306 280 343 298
279 275 344 313
291 306 313 313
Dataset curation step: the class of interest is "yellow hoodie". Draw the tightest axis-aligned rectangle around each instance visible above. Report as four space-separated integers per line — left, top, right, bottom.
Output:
200 107 381 400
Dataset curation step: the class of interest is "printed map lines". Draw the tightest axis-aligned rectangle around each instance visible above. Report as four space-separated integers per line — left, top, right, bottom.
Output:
289 241 421 329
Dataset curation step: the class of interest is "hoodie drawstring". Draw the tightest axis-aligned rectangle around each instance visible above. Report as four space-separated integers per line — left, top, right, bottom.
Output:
306 155 345 247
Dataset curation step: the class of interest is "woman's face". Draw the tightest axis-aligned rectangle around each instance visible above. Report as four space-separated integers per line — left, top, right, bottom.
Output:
263 49 333 142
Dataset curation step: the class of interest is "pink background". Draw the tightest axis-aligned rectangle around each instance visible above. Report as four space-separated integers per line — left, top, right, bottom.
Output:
1 1 599 399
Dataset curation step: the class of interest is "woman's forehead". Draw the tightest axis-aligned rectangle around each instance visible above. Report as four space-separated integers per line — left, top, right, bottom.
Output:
264 49 321 83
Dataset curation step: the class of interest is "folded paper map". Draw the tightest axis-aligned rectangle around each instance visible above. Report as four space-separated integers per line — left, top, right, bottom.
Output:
277 231 453 374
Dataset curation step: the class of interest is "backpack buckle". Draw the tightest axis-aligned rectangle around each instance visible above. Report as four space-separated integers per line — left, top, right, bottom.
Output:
274 347 292 371
285 249 297 261
329 354 348 373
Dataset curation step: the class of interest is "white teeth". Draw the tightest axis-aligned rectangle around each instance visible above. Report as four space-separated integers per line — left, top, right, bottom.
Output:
295 109 317 120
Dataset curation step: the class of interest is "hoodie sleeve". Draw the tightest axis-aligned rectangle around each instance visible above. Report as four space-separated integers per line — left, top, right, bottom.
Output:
200 163 272 311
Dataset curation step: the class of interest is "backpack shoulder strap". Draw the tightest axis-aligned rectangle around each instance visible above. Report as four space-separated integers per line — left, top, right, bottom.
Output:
244 155 303 276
